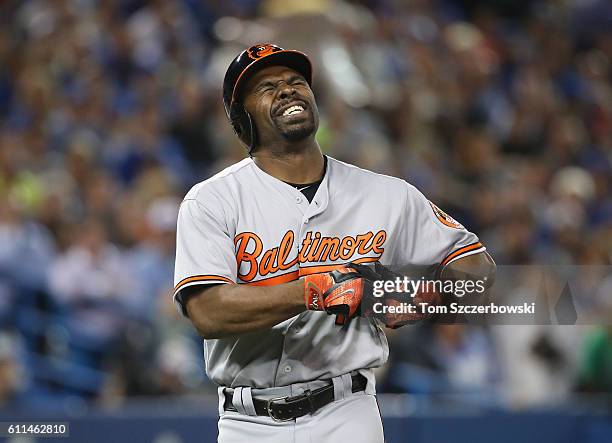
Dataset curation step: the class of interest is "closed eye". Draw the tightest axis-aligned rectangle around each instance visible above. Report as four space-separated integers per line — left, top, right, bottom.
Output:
255 76 306 94
256 82 274 93
289 76 307 85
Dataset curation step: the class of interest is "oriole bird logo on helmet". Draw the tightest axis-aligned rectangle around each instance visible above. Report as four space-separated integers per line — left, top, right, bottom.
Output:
247 44 280 59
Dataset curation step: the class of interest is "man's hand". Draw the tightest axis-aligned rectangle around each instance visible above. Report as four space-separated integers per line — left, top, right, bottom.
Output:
303 266 368 325
351 262 441 329
303 261 442 328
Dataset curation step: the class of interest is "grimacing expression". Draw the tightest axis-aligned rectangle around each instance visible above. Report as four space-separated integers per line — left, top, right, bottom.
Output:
241 65 319 144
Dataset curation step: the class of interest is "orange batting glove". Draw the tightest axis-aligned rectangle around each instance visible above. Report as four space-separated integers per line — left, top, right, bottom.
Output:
303 266 366 325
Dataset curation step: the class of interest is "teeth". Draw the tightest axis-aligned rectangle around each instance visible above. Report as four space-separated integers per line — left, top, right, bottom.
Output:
282 105 304 116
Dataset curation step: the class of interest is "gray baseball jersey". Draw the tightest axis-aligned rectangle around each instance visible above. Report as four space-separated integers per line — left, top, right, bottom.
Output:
173 156 484 388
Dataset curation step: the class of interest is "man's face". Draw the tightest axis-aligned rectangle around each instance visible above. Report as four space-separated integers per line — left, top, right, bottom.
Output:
241 65 318 146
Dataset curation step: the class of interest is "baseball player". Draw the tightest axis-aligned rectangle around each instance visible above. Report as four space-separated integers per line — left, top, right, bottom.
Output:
173 44 496 442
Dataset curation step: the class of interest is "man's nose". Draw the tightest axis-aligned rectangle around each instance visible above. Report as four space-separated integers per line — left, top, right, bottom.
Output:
278 84 296 100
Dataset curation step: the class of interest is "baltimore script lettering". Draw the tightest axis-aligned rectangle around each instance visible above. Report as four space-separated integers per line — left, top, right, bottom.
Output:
234 230 387 281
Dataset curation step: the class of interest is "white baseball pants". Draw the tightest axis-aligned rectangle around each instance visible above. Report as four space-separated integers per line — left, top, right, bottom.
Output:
216 374 385 443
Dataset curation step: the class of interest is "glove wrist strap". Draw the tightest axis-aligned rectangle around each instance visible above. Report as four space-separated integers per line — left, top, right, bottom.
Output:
303 274 330 311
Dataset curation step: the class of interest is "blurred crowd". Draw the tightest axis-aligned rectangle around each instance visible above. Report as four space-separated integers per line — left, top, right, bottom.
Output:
0 0 610 413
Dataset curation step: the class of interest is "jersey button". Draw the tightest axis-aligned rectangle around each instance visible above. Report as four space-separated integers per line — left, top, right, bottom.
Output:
304 218 309 224
296 196 302 204
283 365 292 373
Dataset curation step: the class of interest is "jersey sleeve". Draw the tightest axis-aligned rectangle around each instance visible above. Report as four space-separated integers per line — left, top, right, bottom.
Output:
397 183 486 269
173 194 237 316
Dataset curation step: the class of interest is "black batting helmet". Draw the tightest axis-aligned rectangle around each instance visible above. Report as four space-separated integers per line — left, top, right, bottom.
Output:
223 43 313 153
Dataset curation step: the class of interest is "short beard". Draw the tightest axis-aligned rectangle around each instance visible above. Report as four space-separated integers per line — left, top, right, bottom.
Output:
280 124 315 142
277 114 317 143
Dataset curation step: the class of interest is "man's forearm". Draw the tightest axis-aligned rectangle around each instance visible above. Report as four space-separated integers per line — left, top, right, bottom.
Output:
440 251 496 287
438 250 496 310
185 280 306 339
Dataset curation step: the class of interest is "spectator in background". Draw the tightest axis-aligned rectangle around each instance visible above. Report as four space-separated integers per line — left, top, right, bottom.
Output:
0 194 56 297
385 324 501 403
578 327 612 395
0 332 25 409
46 218 132 344
123 196 178 319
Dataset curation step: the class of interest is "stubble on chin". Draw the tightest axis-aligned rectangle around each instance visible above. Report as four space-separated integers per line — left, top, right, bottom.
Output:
281 126 314 142
277 114 317 143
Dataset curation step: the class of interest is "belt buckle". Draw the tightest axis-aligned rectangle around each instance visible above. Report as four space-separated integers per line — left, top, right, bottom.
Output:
266 396 293 422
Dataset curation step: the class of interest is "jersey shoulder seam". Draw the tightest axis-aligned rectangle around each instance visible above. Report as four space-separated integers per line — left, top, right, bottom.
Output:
327 155 412 200
187 158 254 200
327 156 409 186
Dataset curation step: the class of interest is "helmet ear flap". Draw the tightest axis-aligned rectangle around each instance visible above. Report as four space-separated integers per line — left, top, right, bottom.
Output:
230 105 257 154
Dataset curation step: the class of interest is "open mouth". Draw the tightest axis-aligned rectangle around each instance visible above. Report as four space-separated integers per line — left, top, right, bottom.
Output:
276 101 308 118
282 105 305 116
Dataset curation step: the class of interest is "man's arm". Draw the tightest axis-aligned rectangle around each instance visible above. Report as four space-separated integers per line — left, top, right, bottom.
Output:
184 266 371 338
428 251 496 323
184 281 305 339
440 250 496 287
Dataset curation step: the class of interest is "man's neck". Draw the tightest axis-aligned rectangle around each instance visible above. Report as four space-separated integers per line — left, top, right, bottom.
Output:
253 141 325 184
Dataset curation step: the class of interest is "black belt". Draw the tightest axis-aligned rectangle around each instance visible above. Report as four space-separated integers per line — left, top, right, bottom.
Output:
223 374 367 421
